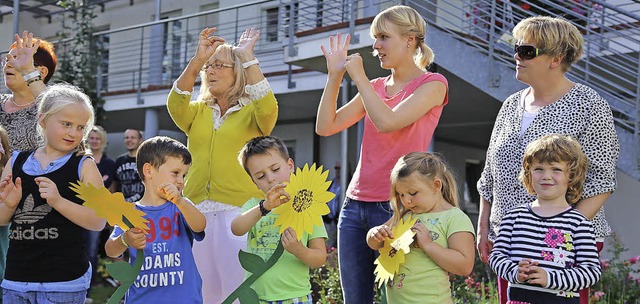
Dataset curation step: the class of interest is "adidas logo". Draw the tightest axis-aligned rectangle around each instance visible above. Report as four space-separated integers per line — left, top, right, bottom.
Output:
14 194 52 224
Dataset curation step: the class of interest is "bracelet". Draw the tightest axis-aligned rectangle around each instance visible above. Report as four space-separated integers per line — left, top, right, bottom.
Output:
25 75 42 86
120 234 129 247
258 199 270 216
242 58 259 69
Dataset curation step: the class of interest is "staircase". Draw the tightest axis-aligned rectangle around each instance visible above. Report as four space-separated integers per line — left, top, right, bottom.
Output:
280 0 640 180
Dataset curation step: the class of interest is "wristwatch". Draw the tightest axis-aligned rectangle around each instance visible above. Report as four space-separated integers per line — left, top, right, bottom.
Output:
22 70 42 85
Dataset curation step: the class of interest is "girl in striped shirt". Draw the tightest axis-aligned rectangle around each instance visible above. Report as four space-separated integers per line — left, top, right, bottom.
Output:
489 134 601 304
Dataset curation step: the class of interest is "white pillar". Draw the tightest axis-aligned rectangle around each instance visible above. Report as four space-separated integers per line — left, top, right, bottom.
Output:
144 108 159 139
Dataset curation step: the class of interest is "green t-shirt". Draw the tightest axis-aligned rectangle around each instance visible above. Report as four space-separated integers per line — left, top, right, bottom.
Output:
386 208 475 304
240 198 327 301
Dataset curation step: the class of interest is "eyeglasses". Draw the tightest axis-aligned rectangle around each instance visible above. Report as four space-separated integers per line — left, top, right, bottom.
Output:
514 44 544 60
202 61 234 71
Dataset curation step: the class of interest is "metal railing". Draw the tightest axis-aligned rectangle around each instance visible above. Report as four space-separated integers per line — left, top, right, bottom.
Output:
1 0 295 96
280 0 640 173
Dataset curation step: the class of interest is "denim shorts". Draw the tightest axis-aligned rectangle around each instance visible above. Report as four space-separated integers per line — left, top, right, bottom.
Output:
2 289 86 304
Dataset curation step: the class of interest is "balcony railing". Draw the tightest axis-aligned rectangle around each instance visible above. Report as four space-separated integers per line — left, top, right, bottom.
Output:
279 0 640 172
1 0 296 96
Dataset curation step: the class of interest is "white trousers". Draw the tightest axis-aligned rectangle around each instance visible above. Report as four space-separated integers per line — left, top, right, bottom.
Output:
193 208 246 304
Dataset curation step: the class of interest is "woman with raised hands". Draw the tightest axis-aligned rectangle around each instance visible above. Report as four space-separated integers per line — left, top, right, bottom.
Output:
316 5 449 303
167 27 278 303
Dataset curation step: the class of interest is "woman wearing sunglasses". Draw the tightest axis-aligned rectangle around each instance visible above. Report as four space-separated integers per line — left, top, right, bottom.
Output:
476 16 618 304
316 5 449 303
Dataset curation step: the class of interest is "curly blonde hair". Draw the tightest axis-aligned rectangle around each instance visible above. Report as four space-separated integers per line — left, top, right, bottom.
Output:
519 134 588 204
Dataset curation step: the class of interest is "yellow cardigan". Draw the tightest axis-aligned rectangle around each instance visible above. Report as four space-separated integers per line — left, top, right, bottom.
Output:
167 89 278 206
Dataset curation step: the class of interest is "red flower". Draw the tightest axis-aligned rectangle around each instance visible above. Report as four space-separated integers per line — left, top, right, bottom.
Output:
522 3 531 10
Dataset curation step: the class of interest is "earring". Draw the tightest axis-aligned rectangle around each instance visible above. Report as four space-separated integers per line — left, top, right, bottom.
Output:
407 44 410 48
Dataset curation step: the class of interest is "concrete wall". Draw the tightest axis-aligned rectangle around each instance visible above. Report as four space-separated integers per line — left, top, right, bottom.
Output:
603 170 640 260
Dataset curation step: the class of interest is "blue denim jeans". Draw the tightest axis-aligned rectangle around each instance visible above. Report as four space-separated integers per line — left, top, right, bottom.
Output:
83 229 100 283
2 289 86 304
338 198 392 304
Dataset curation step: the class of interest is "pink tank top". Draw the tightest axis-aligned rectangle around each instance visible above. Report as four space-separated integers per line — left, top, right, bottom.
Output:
346 72 448 202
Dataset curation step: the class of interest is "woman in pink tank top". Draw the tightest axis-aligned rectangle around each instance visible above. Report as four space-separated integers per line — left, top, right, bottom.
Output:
316 5 449 303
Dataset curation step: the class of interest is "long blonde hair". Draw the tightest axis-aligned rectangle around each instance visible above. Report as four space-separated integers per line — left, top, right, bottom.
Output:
37 83 95 155
370 5 435 69
389 152 458 226
198 44 248 106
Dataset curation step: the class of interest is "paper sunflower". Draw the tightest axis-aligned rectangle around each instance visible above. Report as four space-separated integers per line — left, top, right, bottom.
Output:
373 215 418 288
70 182 148 231
273 163 335 240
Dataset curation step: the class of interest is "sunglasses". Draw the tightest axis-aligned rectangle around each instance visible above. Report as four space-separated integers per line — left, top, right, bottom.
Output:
514 44 544 60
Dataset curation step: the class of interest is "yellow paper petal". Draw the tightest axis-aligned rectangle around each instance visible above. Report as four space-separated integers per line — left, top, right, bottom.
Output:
373 215 418 287
274 163 335 240
70 182 148 231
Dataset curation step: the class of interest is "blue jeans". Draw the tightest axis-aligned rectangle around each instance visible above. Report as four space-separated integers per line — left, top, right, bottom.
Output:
2 289 86 304
83 229 100 283
338 198 392 304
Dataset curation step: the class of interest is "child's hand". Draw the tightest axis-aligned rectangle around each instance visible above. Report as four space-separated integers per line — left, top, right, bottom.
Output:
158 183 182 205
0 174 22 209
516 259 533 283
124 228 147 250
525 261 548 287
264 183 290 211
411 220 433 249
369 225 394 243
281 227 304 255
35 177 62 207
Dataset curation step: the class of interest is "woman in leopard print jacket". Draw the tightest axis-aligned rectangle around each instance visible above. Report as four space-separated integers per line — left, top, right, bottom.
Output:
476 16 619 304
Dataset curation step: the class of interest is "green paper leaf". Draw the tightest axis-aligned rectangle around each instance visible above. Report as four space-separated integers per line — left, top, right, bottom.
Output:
237 287 260 303
238 250 266 274
106 261 135 283
222 242 285 304
106 248 145 304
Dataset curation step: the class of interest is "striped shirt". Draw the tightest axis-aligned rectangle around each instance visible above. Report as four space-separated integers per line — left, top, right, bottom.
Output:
489 204 601 303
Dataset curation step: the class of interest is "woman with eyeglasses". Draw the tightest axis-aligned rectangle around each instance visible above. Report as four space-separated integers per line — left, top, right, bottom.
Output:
0 31 56 304
316 5 450 303
476 16 618 304
166 27 277 304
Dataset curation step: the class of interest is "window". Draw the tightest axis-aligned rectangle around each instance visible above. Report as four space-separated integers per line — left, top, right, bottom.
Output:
265 7 279 42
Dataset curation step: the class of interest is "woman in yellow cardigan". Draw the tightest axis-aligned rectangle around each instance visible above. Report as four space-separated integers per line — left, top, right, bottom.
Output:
167 27 278 304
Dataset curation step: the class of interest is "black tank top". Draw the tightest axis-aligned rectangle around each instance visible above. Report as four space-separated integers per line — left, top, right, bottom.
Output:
5 151 89 282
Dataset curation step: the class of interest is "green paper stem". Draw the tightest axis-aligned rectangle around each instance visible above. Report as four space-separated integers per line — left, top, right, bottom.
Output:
222 241 285 304
106 216 145 304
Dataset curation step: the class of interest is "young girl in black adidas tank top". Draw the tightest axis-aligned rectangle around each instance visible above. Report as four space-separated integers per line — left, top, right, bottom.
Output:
0 83 106 304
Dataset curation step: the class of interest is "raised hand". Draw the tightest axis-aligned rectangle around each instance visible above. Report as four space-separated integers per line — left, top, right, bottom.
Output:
195 27 226 61
344 53 366 82
263 183 290 211
35 177 62 208
235 28 261 62
158 182 182 205
10 31 41 76
0 174 22 209
320 33 351 76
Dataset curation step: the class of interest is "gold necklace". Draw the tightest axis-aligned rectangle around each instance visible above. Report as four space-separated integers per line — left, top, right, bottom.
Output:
9 96 36 108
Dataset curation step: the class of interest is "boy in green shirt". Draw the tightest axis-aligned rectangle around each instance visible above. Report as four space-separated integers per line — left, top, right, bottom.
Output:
231 136 326 303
